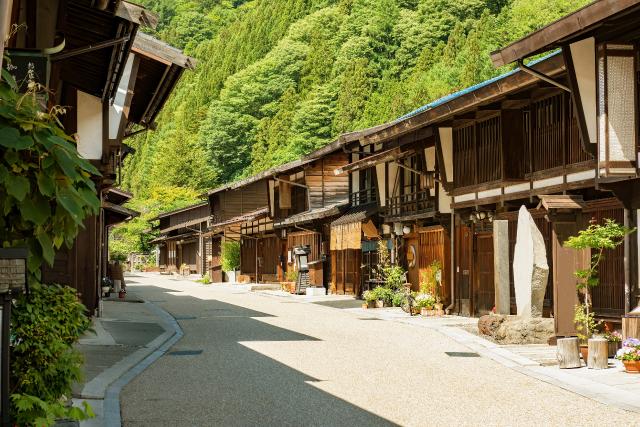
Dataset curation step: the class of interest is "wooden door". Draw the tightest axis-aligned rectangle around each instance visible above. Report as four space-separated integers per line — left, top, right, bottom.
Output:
455 224 472 316
405 235 419 291
210 237 222 283
473 231 495 315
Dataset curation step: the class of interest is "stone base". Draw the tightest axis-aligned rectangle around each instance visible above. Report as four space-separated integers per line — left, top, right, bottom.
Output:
306 287 327 296
478 314 554 344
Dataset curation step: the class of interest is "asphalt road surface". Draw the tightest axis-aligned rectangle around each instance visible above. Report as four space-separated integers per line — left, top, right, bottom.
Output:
121 274 631 426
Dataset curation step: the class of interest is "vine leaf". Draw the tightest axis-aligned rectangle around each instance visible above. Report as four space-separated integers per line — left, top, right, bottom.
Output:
6 174 30 201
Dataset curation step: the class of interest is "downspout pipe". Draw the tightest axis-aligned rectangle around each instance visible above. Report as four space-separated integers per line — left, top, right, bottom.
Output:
446 209 456 314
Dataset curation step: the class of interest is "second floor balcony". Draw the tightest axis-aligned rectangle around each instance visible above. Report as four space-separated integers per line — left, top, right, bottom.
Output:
382 189 436 221
350 187 377 206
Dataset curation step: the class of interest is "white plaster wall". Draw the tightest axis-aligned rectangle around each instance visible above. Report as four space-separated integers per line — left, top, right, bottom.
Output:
77 91 103 160
569 38 596 144
376 163 386 206
109 53 135 140
438 127 453 183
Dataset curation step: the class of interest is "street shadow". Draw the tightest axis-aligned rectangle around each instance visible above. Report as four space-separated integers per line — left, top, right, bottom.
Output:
121 287 397 426
312 299 364 309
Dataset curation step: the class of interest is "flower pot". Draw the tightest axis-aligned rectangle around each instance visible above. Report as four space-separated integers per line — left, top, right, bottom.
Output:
579 345 588 362
623 360 640 373
118 289 126 299
102 286 110 297
420 307 429 316
608 341 622 358
375 300 384 308
362 303 370 309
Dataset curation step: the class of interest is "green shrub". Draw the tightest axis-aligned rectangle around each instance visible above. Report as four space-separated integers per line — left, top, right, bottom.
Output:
285 269 298 282
11 283 94 425
221 241 240 271
197 272 212 284
362 290 376 303
371 286 394 305
391 291 405 307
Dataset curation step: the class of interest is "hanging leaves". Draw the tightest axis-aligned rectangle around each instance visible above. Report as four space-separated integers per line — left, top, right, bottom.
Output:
0 75 101 278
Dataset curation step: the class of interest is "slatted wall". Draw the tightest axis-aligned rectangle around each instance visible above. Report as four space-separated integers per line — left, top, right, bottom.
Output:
476 115 502 183
453 124 475 187
287 231 322 262
305 153 350 209
585 200 625 317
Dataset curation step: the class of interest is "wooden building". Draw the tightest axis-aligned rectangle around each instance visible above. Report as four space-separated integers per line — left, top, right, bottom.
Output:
5 1 193 314
153 202 209 275
487 0 640 334
207 178 270 282
333 125 452 301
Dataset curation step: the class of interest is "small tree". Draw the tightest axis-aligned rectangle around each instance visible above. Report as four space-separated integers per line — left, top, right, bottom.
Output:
565 218 635 341
221 240 240 272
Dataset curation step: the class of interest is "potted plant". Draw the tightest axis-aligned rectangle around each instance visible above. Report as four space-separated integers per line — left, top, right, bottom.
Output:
362 290 376 309
371 286 393 308
282 269 298 293
221 241 241 282
101 277 113 297
604 330 623 358
414 293 435 316
565 219 635 361
616 338 640 373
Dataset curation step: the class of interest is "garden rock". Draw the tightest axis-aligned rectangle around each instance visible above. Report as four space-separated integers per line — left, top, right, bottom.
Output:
478 314 555 344
513 206 549 318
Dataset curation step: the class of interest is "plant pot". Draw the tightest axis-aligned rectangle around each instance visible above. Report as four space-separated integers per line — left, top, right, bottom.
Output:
420 307 429 316
579 345 588 362
435 309 445 316
118 289 126 299
623 360 640 373
608 341 622 358
375 300 384 309
102 286 110 297
434 303 443 311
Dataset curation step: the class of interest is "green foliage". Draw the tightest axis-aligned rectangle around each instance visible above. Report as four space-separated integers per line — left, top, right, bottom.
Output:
414 292 435 309
11 283 93 425
109 186 200 258
370 285 394 305
0 70 100 280
565 218 635 340
197 272 212 284
221 240 241 271
362 289 377 303
122 0 592 200
419 259 442 301
391 290 405 307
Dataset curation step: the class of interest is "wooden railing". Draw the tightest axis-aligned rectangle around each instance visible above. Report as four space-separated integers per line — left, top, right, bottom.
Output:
382 189 435 219
350 188 377 206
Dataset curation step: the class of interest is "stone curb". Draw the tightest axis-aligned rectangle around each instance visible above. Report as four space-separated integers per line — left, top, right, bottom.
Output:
80 301 183 427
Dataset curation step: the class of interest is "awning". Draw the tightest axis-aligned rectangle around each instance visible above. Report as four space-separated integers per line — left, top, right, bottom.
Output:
161 217 208 234
211 207 269 229
334 148 401 175
150 231 199 244
331 204 378 226
490 0 640 67
330 204 379 250
274 204 346 227
103 201 139 226
537 195 586 210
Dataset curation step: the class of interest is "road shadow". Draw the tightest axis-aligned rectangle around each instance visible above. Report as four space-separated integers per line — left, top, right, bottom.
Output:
312 299 364 309
121 286 397 426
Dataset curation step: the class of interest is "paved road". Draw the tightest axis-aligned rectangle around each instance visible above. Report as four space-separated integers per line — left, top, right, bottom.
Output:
121 274 631 426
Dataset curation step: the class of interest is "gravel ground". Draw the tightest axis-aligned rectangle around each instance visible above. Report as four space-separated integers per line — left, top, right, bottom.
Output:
121 274 632 426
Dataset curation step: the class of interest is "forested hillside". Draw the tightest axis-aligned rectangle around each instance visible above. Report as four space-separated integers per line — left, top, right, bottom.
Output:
122 0 589 196
113 0 590 258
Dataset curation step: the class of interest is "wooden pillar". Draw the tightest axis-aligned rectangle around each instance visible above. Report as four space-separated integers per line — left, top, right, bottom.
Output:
0 0 11 71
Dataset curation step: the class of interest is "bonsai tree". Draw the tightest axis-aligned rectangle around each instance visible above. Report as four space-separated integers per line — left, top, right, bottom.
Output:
565 218 635 342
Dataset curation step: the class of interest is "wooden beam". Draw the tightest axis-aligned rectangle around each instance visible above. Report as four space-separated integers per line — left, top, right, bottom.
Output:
116 1 159 29
333 147 402 175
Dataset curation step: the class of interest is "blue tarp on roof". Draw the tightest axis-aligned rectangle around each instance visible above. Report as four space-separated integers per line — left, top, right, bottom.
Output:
391 51 561 124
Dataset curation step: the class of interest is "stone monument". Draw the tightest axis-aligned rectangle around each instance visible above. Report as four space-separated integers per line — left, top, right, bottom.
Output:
513 205 549 317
